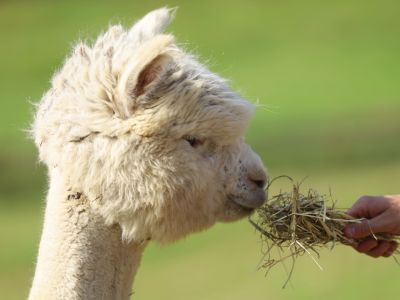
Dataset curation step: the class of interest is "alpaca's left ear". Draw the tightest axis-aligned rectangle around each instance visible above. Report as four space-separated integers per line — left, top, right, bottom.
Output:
117 35 176 117
128 7 176 44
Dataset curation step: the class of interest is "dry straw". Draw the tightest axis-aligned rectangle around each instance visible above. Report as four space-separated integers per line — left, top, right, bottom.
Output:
249 176 399 287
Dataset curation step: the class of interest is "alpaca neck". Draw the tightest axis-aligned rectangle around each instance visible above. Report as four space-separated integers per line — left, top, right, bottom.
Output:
29 170 148 300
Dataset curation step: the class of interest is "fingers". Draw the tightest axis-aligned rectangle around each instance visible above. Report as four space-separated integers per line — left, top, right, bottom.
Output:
347 195 389 219
354 239 398 258
382 241 398 257
354 239 378 252
366 241 393 258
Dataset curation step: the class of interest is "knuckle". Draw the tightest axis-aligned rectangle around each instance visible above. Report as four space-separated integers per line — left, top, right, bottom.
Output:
357 222 372 237
383 251 393 257
355 244 364 252
390 242 398 252
358 239 377 252
359 195 372 202
367 248 382 257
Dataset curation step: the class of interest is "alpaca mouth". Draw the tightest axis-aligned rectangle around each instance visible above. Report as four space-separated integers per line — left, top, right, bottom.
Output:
227 194 265 214
228 190 266 211
224 200 255 219
235 203 255 214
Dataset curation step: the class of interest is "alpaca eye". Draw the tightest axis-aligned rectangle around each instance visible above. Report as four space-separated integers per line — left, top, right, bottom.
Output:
183 136 204 148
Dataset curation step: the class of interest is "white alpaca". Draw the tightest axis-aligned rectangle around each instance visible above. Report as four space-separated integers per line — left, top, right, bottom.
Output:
29 8 267 300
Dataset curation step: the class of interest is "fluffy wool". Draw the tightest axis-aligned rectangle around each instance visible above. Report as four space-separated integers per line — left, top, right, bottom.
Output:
30 7 267 299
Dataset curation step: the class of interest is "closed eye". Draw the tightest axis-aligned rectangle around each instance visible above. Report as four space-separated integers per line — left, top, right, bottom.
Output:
183 135 205 148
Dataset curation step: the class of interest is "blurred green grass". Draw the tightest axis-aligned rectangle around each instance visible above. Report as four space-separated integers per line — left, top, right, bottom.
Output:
0 0 399 299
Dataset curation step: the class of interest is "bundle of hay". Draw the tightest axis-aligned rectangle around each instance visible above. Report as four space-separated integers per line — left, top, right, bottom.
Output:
249 176 399 287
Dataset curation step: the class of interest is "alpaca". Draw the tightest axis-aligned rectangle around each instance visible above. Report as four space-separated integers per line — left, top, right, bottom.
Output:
29 8 267 300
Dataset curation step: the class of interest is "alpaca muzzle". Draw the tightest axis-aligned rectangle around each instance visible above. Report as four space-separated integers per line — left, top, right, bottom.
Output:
230 185 267 209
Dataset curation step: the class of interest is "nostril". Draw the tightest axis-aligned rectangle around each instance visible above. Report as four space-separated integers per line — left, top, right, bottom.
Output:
248 174 267 189
247 168 268 189
252 179 266 189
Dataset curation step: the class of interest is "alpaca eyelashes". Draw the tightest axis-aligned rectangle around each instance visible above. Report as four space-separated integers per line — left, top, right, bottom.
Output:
183 135 205 148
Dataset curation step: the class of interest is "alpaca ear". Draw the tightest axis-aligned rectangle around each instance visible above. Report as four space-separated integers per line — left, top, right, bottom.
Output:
131 54 171 98
117 35 175 117
128 7 176 44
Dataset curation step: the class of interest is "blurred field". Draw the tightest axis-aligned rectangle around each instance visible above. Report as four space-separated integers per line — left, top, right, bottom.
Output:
0 0 399 299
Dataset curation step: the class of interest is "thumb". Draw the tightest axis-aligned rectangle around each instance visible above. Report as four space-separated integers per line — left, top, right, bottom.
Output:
344 217 385 239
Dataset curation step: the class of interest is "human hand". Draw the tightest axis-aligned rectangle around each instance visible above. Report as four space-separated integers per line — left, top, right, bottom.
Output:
344 195 400 258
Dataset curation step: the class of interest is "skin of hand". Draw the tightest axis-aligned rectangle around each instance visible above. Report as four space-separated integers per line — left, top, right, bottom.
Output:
344 195 400 258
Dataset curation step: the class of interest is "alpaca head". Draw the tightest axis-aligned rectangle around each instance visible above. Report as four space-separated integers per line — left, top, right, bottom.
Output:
33 8 267 243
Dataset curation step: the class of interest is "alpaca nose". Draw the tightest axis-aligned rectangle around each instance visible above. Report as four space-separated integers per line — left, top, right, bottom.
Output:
248 172 267 189
242 171 267 208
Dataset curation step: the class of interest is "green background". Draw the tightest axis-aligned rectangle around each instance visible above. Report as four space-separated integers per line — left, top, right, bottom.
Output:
0 0 399 299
